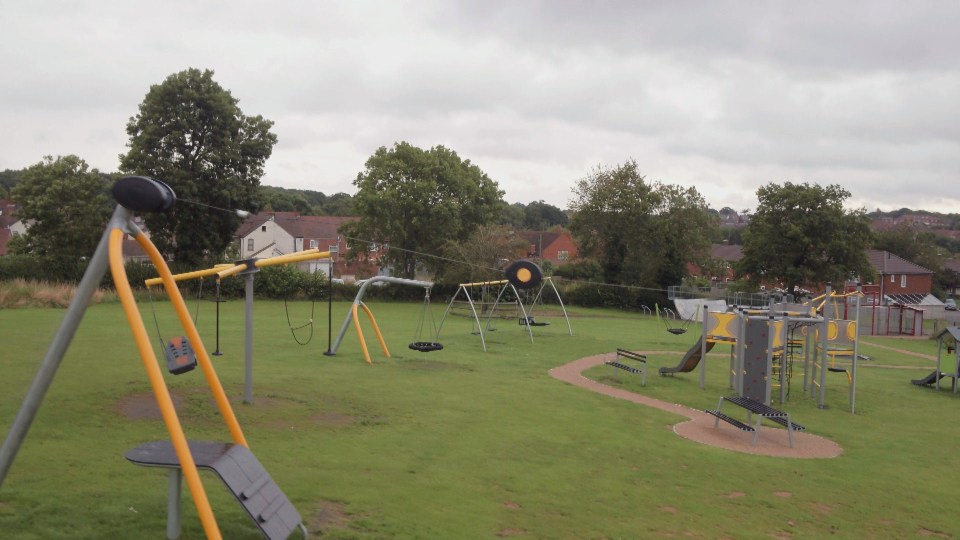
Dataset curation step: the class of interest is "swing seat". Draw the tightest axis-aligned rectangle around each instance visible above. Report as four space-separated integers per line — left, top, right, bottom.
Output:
165 336 197 375
519 317 550 327
409 341 444 352
667 328 688 335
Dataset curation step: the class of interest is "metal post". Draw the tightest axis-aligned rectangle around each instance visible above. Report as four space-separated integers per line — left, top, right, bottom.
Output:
851 283 861 414
0 206 129 489
244 272 254 404
700 304 708 389
324 258 334 356
166 469 182 539
818 284 832 408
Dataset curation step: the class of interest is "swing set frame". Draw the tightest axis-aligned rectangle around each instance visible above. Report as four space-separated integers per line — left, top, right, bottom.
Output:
326 275 436 364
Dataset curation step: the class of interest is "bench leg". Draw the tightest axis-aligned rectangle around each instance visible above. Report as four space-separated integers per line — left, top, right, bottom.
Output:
785 416 794 448
166 469 182 540
751 416 762 446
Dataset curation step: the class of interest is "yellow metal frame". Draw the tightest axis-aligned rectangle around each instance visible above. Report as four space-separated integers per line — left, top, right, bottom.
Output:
351 302 390 364
110 228 253 540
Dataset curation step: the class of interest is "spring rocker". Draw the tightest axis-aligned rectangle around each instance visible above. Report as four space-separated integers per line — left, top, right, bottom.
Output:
0 177 305 539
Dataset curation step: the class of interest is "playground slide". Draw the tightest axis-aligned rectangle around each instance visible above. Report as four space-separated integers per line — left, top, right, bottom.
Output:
659 338 715 375
911 370 947 386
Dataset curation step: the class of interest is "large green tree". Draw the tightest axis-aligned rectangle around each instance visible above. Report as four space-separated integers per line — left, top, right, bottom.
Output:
340 142 504 278
569 160 714 286
120 68 276 265
10 155 112 260
437 224 529 285
736 182 872 294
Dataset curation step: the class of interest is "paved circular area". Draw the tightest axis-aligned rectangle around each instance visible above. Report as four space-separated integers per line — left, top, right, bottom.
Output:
549 352 843 459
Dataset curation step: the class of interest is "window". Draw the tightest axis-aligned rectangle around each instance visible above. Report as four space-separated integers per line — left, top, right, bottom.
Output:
309 239 318 249
901 274 907 288
369 243 378 252
890 274 896 283
557 250 569 261
328 244 339 253
261 225 267 232
247 238 254 252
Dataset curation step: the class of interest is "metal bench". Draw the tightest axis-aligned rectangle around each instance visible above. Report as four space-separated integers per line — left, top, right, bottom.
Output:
605 349 647 386
705 396 805 447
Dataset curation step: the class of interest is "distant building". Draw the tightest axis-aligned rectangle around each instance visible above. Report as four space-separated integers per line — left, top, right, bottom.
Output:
865 249 934 298
234 212 376 281
518 230 578 266
0 199 17 256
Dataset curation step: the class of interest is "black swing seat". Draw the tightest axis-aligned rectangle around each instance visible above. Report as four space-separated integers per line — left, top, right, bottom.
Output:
519 317 550 327
409 341 444 352
667 328 687 335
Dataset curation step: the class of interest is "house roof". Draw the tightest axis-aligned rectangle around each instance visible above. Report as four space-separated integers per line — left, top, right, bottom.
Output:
237 212 358 240
944 259 960 273
885 293 940 306
867 249 933 275
710 243 743 261
518 231 566 249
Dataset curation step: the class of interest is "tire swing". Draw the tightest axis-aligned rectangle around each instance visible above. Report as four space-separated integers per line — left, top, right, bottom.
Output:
505 260 547 326
409 288 444 352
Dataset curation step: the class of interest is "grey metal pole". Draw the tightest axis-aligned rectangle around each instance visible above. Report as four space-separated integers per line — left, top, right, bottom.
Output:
244 272 254 404
818 284 832 408
166 469 182 539
700 304 708 390
851 283 862 414
0 206 130 489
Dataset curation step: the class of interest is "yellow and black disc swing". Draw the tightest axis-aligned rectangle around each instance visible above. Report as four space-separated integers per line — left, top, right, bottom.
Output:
409 288 444 352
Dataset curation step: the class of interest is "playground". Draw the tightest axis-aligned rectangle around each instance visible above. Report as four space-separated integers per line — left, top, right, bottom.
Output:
1 179 959 538
2 297 960 538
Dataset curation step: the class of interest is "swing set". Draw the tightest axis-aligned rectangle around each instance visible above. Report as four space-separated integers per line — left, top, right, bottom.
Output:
326 276 439 364
145 248 330 404
436 260 572 352
0 176 307 539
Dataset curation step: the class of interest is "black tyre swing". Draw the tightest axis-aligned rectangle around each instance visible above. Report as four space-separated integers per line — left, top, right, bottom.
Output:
409 288 444 352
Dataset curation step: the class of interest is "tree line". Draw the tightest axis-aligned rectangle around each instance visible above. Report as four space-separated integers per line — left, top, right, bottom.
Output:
1 67 956 303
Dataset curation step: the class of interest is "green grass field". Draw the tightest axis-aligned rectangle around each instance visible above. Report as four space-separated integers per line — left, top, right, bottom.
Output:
1 299 959 539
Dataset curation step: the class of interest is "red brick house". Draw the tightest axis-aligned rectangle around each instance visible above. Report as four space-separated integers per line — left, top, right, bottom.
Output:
519 230 578 266
0 199 17 256
234 212 378 280
866 249 933 297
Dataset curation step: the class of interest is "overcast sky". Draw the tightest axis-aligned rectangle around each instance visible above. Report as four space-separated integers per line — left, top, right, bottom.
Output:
2 1 958 213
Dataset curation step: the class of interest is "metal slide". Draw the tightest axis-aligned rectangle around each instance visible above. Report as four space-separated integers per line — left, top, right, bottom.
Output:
659 338 715 375
911 370 948 386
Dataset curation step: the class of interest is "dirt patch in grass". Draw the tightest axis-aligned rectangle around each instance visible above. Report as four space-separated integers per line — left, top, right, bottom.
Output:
312 411 355 428
115 391 186 421
503 501 522 510
773 491 792 498
497 528 527 537
807 502 835 515
660 505 678 514
307 500 352 535
725 491 746 498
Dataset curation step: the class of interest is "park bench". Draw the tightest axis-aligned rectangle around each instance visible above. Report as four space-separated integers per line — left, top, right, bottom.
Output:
605 349 647 386
705 395 805 448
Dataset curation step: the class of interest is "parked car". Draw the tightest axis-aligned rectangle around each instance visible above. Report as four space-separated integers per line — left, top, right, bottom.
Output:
946 298 957 311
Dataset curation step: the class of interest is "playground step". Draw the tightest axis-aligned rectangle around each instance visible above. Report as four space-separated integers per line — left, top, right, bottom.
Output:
126 440 303 540
704 410 755 432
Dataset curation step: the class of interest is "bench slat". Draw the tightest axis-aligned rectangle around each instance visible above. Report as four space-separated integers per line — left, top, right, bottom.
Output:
704 409 755 432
